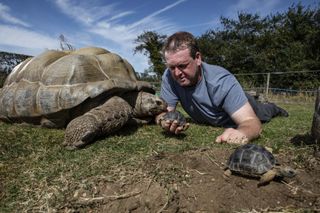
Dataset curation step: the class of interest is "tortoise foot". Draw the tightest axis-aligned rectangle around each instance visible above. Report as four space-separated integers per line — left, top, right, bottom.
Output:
64 96 132 150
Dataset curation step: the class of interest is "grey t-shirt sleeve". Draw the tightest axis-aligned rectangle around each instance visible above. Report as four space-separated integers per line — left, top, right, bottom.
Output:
221 80 248 116
160 70 179 108
216 75 248 116
204 64 248 116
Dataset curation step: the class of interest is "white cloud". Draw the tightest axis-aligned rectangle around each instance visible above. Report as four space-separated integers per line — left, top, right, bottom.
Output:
0 3 31 27
54 0 131 25
0 24 59 51
106 11 135 22
128 0 187 29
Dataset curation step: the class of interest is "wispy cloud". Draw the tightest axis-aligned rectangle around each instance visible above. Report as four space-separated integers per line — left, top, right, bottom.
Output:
0 24 58 50
0 3 31 27
227 0 280 17
106 11 135 23
128 0 187 29
0 3 58 55
54 0 186 46
54 0 132 25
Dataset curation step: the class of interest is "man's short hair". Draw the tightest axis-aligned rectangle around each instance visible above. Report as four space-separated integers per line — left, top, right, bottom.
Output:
162 31 199 59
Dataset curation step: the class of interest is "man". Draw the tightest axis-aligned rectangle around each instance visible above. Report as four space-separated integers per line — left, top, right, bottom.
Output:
156 31 288 145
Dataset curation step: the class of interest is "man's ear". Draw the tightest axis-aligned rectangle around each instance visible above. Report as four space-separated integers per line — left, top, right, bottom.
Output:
195 52 202 66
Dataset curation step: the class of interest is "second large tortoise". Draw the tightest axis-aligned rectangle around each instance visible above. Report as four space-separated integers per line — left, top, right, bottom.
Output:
0 47 166 149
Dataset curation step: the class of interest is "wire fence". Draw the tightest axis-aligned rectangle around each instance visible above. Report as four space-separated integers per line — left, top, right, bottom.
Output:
235 70 319 104
235 70 320 92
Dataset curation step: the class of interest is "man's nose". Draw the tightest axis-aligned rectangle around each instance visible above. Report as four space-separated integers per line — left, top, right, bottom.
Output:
173 66 182 76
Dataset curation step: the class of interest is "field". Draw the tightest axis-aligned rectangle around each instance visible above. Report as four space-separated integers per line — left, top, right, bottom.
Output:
0 101 319 212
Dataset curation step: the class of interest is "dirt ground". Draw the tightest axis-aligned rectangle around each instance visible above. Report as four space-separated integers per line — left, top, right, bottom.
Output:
63 146 320 212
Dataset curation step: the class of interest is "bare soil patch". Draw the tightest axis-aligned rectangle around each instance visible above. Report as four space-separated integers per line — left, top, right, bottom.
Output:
64 147 320 212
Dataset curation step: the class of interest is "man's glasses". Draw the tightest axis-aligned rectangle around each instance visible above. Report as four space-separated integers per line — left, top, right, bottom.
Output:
167 60 192 72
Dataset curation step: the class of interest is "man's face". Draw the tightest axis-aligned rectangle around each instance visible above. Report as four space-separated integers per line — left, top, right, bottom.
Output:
164 48 202 87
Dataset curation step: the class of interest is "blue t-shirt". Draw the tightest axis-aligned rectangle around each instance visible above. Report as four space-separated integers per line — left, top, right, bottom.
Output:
160 62 248 127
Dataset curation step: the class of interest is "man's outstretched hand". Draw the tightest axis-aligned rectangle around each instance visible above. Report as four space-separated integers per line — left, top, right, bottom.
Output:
215 128 249 145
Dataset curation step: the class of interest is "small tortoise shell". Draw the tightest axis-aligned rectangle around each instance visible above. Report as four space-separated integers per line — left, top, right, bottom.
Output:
226 144 276 176
162 111 187 126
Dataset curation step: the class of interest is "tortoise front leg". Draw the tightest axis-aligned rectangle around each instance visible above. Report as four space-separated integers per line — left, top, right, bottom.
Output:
258 169 277 186
63 96 132 150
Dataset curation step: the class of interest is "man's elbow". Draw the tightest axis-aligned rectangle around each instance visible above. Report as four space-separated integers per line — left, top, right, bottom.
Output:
244 117 262 140
253 118 262 139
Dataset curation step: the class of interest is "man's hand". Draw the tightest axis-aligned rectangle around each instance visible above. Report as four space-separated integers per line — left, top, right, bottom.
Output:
215 128 249 145
156 111 189 134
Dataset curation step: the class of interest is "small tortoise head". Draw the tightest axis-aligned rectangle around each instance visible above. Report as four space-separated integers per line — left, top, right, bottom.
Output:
132 91 167 117
278 166 296 178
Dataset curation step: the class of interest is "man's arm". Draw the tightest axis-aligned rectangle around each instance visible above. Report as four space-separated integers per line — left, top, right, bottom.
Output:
215 102 262 144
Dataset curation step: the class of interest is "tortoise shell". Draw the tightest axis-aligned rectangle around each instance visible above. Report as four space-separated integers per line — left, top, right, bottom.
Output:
162 110 186 126
226 143 276 176
0 47 153 127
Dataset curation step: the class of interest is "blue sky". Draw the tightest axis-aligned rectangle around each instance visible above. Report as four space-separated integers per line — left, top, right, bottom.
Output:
0 0 318 73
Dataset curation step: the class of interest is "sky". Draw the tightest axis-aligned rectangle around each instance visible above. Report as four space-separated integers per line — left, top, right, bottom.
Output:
0 0 318 73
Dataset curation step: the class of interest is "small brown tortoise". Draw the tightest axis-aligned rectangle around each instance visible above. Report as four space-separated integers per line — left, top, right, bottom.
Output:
0 47 167 149
224 143 296 186
162 111 187 126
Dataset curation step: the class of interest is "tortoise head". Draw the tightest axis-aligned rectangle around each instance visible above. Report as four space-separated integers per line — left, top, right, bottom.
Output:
278 166 296 178
132 91 167 117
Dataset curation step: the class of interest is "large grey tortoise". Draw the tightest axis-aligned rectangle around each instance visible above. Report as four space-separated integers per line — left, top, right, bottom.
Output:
224 144 296 186
0 47 166 149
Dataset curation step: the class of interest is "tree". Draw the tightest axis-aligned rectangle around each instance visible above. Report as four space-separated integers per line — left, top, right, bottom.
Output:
133 31 167 78
197 4 320 90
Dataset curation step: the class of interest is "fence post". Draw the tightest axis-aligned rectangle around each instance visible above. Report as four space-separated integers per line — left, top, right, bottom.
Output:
266 73 270 98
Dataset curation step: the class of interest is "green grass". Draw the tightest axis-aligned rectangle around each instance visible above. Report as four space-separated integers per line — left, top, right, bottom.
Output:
0 102 316 212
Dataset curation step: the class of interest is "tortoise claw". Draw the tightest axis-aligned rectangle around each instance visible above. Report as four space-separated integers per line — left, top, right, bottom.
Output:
64 144 78 151
62 139 84 150
223 169 232 178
